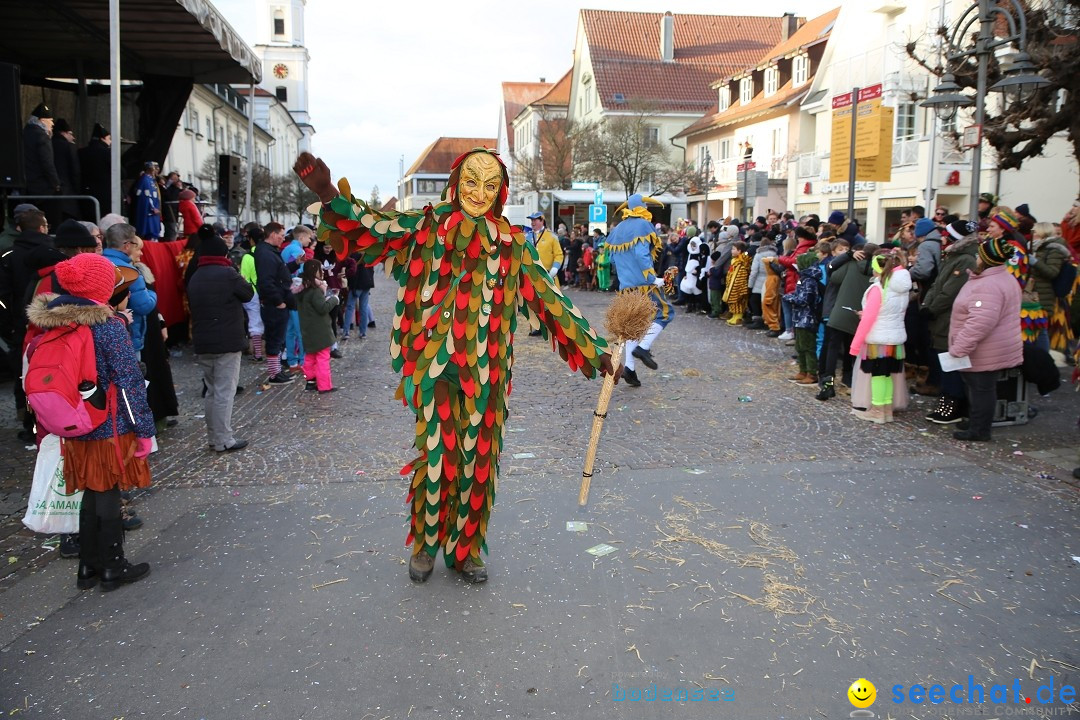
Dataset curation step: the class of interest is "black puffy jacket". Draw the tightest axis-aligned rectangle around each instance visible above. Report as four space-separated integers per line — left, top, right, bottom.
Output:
187 256 255 354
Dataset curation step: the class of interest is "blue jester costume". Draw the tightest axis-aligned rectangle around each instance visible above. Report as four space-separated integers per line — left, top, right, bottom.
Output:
606 194 673 376
311 148 609 580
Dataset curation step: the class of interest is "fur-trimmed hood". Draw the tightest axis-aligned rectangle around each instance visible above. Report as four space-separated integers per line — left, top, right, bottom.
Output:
26 293 115 329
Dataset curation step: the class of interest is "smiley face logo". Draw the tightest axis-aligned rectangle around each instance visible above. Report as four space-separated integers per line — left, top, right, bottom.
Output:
848 678 876 708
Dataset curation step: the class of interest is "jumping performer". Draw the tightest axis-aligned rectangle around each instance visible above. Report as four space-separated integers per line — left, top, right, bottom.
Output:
605 194 673 387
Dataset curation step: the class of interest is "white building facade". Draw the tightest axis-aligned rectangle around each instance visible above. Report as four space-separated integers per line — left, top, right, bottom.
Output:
254 0 315 152
789 1 1077 242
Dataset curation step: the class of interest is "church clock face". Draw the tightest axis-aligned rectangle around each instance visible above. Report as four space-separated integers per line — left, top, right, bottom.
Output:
273 63 289 79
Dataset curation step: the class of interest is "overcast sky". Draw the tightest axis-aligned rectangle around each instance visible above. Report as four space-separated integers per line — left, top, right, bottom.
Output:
213 0 840 203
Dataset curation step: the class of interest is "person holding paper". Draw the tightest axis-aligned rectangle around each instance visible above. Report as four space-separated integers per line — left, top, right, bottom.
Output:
946 237 1023 442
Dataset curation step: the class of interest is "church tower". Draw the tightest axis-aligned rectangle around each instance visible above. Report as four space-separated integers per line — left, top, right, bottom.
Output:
255 0 314 151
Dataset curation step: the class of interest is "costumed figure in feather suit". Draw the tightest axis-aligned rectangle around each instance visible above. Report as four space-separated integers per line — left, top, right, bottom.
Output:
293 149 618 584
606 194 673 388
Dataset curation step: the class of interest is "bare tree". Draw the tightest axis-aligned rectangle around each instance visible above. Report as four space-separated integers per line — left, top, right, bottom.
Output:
575 101 694 198
369 185 381 209
512 109 580 193
906 0 1080 189
288 175 319 225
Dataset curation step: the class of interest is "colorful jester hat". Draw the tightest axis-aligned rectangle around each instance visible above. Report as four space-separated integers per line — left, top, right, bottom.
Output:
614 193 665 223
442 148 510 220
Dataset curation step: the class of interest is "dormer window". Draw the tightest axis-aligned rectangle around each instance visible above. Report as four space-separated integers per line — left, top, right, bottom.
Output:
764 66 779 96
793 53 809 87
718 86 731 112
739 77 754 105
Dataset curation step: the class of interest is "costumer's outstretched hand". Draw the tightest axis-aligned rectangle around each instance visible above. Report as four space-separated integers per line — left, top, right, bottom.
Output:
293 152 337 204
599 352 621 385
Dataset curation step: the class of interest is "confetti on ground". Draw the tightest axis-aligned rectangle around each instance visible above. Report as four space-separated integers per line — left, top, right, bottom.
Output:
566 521 588 532
684 468 706 475
512 452 535 459
586 543 617 557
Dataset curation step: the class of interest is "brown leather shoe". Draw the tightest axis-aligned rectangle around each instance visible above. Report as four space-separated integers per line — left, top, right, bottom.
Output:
408 552 435 582
461 557 488 583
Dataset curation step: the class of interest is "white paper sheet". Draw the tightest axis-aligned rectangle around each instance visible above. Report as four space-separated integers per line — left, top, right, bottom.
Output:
938 352 973 372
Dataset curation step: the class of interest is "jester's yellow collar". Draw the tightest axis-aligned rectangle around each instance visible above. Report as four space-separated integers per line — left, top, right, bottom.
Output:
614 193 664 224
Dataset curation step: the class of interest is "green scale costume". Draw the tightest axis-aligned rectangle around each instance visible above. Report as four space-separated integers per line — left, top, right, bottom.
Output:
315 162 608 570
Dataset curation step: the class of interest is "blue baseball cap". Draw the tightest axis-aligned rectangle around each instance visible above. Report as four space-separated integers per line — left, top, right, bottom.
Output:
526 212 544 220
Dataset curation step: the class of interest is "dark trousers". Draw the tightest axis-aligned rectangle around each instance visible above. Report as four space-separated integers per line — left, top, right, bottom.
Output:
261 305 289 357
79 487 122 570
748 292 762 320
961 370 998 437
819 327 854 386
940 368 965 399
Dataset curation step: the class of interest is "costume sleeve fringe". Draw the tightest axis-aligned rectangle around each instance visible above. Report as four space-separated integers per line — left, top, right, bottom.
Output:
517 242 608 377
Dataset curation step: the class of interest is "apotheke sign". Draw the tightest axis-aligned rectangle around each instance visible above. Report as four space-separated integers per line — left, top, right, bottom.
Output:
821 181 877 195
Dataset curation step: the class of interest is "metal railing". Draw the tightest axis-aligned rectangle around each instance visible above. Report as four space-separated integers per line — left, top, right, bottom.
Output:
796 152 821 178
2 194 102 223
892 138 920 167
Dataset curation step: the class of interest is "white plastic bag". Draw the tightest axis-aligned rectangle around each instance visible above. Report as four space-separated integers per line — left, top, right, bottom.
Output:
22 434 82 535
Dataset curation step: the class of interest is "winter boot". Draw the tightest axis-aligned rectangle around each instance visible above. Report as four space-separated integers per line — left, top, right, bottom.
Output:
929 397 966 425
815 376 835 401
99 519 150 592
461 556 488 583
409 551 435 582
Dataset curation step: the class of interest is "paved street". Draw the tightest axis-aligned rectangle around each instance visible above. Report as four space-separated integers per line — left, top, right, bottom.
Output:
1 281 1078 719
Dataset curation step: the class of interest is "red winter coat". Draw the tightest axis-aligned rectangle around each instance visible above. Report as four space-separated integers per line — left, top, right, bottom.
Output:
947 264 1022 372
776 238 817 294
179 196 203 238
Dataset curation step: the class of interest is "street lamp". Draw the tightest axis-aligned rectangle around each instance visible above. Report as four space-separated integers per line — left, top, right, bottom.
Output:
920 0 1051 221
742 142 753 223
701 148 716 229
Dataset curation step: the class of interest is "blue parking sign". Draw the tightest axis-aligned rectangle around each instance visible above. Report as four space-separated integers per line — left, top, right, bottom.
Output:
589 204 607 223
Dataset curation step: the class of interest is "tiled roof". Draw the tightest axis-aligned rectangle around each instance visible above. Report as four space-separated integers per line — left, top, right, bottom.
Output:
677 80 808 138
405 137 497 177
581 10 790 112
535 69 572 107
380 196 398 212
727 7 839 80
676 8 839 139
501 82 553 151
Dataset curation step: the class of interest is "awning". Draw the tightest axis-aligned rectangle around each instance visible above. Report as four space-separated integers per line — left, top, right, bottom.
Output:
880 197 917 209
794 202 820 212
549 190 684 205
0 0 261 84
829 199 869 210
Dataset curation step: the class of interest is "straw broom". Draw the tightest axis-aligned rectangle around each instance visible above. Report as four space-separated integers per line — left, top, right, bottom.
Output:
579 290 657 507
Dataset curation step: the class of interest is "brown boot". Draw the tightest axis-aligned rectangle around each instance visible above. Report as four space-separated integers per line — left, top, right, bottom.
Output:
796 373 818 386
788 372 809 383
409 552 435 582
883 405 894 423
911 382 940 396
461 557 488 583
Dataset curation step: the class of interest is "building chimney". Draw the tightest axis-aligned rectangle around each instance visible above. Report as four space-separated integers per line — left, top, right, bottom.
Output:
781 12 799 41
660 11 674 62
540 77 546 83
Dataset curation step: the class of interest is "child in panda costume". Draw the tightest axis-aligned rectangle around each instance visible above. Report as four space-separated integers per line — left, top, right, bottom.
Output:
680 237 704 312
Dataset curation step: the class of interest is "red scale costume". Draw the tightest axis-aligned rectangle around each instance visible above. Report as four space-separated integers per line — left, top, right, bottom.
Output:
310 148 609 581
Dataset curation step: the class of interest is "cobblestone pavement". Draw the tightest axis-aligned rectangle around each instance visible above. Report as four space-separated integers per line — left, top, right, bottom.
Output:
1 282 1078 718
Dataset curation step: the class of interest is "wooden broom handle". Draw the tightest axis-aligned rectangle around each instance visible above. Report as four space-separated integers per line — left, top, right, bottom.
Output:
579 341 623 506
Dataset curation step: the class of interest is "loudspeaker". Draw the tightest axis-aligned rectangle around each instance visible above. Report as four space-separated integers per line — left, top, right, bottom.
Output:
217 154 240 215
0 63 25 190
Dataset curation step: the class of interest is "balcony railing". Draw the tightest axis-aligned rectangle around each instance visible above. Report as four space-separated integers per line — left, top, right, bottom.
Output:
770 156 789 179
796 152 821 178
892 138 920 167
